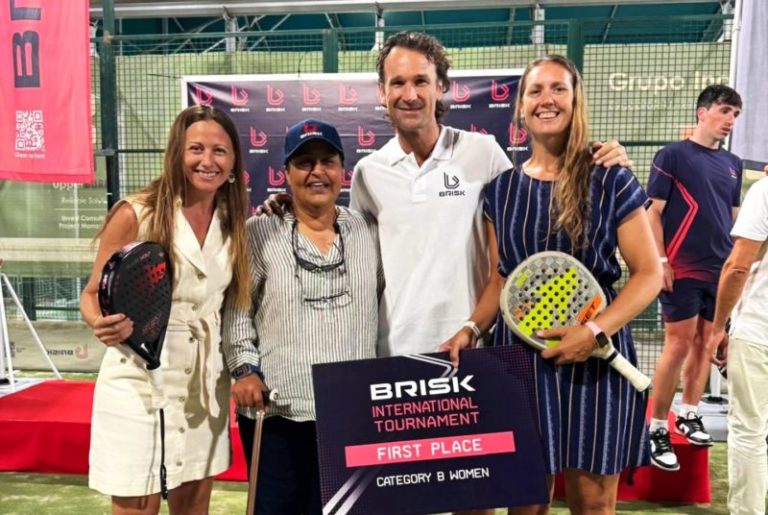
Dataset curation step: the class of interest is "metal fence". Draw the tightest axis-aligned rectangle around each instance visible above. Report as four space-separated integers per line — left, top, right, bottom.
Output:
3 13 737 376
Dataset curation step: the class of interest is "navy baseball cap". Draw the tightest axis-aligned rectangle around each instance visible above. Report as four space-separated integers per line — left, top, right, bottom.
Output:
283 119 345 163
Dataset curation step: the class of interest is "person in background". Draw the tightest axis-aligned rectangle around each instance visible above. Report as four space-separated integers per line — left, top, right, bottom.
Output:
81 104 251 514
646 85 743 472
706 174 768 515
223 119 383 515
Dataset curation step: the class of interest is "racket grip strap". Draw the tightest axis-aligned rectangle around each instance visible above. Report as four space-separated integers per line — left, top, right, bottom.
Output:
159 408 169 499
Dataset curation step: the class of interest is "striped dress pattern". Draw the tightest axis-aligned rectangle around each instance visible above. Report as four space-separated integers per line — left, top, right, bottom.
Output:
484 165 651 475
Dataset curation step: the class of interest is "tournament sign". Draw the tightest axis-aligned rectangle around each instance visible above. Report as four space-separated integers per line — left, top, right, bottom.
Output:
181 70 527 210
312 346 548 515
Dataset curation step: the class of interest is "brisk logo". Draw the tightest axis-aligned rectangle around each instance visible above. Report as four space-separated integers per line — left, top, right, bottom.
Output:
342 168 353 187
370 375 475 400
440 173 465 197
249 127 267 147
339 84 358 105
451 81 471 102
268 166 285 187
230 85 248 106
490 80 510 101
303 84 321 105
194 86 213 105
357 126 375 147
267 85 285 106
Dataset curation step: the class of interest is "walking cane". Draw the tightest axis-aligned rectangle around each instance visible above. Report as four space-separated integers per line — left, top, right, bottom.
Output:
246 389 278 515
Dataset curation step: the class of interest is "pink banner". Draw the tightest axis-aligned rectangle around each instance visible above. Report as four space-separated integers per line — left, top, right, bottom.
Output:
0 0 94 183
345 431 516 468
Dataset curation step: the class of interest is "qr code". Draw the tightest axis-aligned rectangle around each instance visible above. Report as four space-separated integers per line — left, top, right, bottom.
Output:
15 110 45 151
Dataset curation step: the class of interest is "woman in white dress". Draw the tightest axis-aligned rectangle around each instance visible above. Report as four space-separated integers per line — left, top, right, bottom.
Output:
80 105 251 514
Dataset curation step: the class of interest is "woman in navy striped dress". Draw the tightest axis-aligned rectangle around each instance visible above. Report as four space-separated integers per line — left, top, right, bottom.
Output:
448 56 662 514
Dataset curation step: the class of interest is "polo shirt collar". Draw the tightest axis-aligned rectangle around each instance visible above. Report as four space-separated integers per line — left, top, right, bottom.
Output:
385 125 453 166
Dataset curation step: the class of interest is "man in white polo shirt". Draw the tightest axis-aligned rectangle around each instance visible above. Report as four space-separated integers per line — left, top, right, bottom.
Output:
706 175 768 515
352 31 630 358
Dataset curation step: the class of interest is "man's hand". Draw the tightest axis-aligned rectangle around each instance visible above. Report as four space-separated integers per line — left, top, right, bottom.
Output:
539 325 595 365
708 328 728 367
254 192 292 216
591 140 633 169
438 327 477 368
661 262 675 292
231 373 270 411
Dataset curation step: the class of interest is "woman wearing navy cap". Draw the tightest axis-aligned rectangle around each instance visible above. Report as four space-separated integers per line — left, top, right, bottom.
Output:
223 119 384 515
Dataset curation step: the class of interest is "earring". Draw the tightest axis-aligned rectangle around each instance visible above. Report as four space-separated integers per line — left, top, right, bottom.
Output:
228 173 236 184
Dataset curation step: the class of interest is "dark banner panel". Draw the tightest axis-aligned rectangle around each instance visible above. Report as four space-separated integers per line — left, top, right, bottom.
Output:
182 71 526 209
312 346 548 515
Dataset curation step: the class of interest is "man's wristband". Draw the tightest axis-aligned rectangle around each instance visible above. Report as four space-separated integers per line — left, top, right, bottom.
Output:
462 320 482 339
659 256 669 264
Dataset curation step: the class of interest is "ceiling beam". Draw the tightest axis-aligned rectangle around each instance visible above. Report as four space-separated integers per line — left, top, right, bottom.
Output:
505 8 516 45
90 0 721 19
600 4 619 43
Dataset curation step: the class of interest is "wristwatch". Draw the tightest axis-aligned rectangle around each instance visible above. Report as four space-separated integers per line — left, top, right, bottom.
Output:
585 321 610 349
231 363 263 381
462 320 482 340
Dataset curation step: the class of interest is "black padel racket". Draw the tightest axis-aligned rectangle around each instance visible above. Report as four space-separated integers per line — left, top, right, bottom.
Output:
500 251 650 392
98 241 173 370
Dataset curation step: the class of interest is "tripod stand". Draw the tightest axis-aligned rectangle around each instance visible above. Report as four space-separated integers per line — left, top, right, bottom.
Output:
0 259 62 392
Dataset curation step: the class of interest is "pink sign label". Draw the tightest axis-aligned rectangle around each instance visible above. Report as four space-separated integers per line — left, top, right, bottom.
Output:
345 431 516 468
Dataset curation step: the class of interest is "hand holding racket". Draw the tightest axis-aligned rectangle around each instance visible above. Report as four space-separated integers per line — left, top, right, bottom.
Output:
500 251 651 392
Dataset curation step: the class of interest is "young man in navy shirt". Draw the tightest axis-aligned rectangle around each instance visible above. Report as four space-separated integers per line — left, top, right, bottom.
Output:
647 85 743 471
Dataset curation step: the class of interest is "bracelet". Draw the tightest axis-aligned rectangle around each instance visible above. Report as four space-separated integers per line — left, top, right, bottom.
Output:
462 320 482 339
659 256 669 264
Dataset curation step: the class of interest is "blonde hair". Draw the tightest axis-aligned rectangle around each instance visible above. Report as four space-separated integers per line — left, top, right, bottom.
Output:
515 55 593 247
99 105 251 308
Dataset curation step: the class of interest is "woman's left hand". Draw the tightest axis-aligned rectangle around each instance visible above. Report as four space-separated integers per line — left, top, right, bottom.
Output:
538 325 596 365
438 328 477 368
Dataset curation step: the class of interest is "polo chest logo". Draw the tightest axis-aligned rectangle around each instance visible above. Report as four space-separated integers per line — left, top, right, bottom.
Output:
440 172 465 197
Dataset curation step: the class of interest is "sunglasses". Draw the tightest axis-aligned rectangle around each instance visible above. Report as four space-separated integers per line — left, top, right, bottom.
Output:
291 220 351 307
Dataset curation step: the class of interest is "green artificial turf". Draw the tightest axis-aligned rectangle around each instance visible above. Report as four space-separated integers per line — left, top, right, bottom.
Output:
0 444 730 514
3 372 739 514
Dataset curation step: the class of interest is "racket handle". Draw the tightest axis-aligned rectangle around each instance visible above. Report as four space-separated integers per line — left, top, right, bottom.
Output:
607 352 651 392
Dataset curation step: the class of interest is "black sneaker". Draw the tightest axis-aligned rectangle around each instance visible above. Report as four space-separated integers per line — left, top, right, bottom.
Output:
649 427 680 471
675 411 714 446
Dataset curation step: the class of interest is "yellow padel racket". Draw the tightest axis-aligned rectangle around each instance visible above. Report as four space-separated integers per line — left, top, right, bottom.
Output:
500 251 650 392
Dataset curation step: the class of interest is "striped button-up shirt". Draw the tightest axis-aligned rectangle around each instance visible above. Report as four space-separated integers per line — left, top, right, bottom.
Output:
222 207 383 421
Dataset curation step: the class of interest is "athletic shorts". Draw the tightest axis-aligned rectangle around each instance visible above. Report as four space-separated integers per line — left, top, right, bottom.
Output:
659 278 717 323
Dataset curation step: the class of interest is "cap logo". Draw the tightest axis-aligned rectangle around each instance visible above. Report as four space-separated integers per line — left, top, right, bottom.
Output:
301 122 322 139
